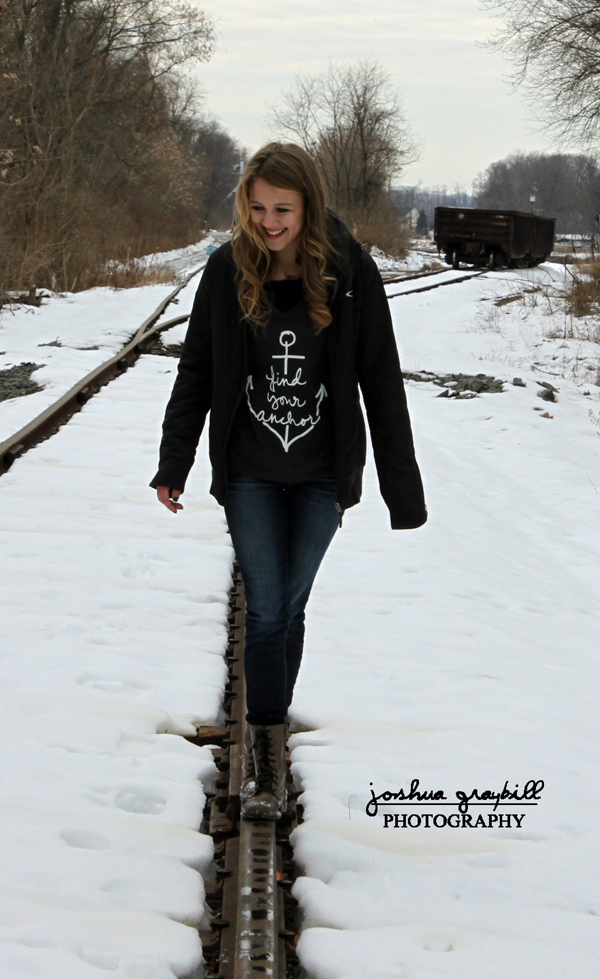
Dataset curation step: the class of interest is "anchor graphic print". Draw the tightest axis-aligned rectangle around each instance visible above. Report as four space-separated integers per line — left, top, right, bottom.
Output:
246 330 328 452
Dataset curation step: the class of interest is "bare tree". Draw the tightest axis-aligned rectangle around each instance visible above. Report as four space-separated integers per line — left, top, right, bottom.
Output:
483 0 600 143
269 60 417 222
0 0 216 290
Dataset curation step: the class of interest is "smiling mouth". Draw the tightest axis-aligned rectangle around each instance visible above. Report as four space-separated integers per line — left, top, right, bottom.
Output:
264 228 286 239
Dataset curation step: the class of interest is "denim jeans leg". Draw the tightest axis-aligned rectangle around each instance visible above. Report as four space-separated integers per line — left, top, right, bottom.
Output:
224 478 289 725
284 479 340 711
224 477 340 725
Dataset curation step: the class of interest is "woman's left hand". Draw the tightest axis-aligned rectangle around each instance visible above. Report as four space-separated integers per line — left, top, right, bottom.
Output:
156 486 183 513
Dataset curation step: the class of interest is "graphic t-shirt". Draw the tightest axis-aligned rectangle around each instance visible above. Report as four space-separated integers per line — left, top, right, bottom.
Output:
226 279 335 482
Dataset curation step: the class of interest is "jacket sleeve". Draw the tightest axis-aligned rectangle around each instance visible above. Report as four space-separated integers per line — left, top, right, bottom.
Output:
149 258 215 492
355 250 427 529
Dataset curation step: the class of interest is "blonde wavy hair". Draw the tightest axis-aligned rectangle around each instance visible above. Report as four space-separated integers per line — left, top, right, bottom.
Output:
232 142 340 332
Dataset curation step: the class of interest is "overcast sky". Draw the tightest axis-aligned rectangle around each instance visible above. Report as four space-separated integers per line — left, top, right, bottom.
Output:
195 0 555 190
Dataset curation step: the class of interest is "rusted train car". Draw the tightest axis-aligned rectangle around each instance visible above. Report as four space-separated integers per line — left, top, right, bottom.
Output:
434 207 555 269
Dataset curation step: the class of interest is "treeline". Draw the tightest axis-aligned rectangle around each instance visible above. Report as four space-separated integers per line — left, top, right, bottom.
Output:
0 0 244 293
475 152 600 233
392 187 477 229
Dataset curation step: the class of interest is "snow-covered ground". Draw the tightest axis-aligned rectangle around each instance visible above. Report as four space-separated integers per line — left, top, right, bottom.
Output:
371 244 444 274
1 251 599 977
0 239 232 977
0 355 233 977
289 262 600 978
0 236 218 444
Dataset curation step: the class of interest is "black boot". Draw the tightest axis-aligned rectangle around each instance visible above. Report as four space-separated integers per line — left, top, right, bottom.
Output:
241 723 287 820
240 722 256 804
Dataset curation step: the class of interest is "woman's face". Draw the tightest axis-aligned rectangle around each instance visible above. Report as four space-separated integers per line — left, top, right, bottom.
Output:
249 178 305 257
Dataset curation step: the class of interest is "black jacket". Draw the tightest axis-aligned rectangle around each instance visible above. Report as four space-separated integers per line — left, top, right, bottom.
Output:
150 217 427 529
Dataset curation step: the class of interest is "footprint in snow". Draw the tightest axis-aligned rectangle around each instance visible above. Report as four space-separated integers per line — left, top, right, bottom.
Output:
114 786 167 815
77 673 151 696
60 829 110 850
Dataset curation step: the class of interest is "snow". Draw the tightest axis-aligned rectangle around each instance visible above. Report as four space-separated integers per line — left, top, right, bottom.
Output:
1 251 600 976
0 344 233 975
288 261 600 978
136 236 218 277
0 236 222 444
371 244 444 274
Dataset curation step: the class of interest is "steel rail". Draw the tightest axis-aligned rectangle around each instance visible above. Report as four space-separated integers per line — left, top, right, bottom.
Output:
386 269 488 299
0 260 491 478
1 250 495 976
380 266 452 285
193 571 297 979
0 261 207 475
0 255 496 482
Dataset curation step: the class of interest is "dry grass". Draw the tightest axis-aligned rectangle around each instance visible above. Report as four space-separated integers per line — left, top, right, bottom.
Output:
417 259 446 272
0 249 177 304
559 264 600 381
80 259 176 291
565 259 600 318
0 213 191 297
0 286 43 311
341 199 410 259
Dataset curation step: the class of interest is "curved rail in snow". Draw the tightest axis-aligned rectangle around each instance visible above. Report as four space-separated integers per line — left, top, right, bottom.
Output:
384 268 487 299
0 251 507 975
0 261 493 478
0 263 206 476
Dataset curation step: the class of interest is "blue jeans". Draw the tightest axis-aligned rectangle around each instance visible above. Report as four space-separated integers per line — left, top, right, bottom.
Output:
224 477 341 725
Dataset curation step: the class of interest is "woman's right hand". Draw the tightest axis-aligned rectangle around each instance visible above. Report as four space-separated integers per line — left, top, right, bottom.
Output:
156 486 184 513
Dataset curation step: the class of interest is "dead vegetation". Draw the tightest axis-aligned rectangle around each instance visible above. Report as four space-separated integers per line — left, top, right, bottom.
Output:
420 260 446 272
554 264 600 387
565 260 600 320
348 203 411 259
0 1 243 297
76 260 176 292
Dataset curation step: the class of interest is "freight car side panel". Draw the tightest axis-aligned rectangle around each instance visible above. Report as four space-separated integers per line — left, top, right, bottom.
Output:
436 210 511 246
434 208 555 265
511 215 533 257
530 218 555 258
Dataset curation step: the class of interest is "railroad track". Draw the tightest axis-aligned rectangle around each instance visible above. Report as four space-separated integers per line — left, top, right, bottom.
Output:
189 570 303 979
1 258 488 478
0 260 208 476
379 266 451 284
385 268 488 298
0 249 500 977
0 253 304 977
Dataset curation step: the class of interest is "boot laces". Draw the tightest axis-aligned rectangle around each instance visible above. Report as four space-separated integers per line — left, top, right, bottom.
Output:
253 727 277 791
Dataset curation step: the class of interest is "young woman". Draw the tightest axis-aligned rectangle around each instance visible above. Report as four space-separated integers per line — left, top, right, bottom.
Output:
151 142 426 820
